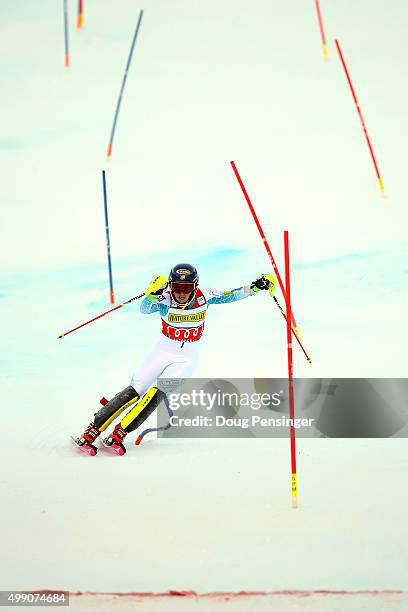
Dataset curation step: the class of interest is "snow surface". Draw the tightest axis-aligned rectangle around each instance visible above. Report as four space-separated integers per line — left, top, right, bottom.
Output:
1 254 407 601
68 592 408 611
1 0 408 608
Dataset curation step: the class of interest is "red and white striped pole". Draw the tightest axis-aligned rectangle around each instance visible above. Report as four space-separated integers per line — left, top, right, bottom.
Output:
284 230 298 509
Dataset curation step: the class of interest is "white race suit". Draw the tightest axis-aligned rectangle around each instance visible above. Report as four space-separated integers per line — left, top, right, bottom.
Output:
130 285 254 396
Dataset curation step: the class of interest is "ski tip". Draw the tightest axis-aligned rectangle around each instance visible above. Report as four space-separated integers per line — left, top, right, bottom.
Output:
111 444 126 456
135 435 143 446
70 436 97 456
100 437 126 455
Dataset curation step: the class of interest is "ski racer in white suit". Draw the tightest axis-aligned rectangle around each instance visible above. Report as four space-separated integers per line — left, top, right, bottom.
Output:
74 263 276 456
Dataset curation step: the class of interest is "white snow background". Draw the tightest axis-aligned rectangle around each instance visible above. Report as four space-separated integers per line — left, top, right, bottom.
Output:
1 0 408 609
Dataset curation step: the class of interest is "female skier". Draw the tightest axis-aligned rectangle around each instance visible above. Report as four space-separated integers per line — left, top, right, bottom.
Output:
73 263 276 455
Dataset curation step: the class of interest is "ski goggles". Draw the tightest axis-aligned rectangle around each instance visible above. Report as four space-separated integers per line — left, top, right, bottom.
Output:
170 282 195 293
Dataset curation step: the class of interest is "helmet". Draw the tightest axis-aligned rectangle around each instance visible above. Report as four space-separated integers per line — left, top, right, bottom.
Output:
169 263 199 305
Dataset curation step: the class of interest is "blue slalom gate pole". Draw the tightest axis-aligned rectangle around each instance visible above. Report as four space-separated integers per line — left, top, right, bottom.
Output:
102 170 115 304
106 9 144 158
63 0 69 67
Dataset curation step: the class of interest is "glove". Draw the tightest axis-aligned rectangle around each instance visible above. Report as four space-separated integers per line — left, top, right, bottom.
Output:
145 275 168 301
250 273 277 296
264 273 277 296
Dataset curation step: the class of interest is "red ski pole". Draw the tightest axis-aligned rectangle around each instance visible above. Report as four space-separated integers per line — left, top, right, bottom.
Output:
58 292 145 339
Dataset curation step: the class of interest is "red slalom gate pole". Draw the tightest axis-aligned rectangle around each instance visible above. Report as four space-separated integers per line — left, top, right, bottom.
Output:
335 39 385 196
314 0 329 61
284 230 298 509
230 161 296 324
230 161 312 363
58 292 145 339
77 0 84 29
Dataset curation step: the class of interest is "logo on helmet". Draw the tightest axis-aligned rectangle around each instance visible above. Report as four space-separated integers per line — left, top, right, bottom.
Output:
176 269 192 276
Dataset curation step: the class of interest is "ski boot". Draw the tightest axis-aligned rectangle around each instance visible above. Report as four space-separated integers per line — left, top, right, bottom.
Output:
72 421 101 456
102 423 128 456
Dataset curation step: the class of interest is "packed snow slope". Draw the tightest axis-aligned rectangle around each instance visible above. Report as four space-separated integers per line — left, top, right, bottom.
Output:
1 0 407 603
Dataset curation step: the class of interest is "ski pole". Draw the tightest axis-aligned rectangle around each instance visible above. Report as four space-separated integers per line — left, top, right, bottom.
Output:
271 295 312 364
264 278 311 362
135 395 174 445
58 292 145 339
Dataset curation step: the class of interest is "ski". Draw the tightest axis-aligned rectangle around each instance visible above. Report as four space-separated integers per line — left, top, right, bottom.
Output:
100 435 126 456
70 435 98 456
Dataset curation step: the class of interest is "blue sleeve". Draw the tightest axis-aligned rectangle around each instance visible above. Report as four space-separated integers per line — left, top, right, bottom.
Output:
207 287 251 305
140 297 169 316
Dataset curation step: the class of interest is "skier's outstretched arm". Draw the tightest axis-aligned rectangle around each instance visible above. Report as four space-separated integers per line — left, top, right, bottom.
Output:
207 273 276 305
